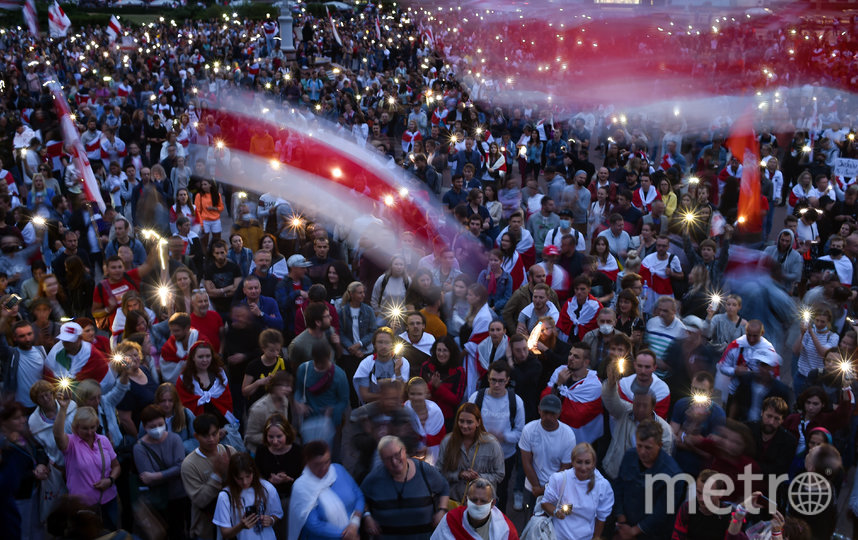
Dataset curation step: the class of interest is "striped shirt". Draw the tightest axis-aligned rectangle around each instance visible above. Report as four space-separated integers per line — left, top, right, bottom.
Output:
646 316 688 362
797 328 839 376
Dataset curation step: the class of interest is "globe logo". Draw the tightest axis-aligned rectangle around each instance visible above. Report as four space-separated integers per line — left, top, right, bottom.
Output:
788 472 832 516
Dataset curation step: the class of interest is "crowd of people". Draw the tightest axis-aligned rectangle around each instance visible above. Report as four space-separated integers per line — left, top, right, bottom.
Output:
1 2 858 540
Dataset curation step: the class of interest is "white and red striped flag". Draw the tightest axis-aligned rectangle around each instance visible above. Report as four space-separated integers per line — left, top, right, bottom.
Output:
48 80 106 211
325 7 342 46
48 1 71 38
22 0 38 37
375 14 382 41
106 15 122 42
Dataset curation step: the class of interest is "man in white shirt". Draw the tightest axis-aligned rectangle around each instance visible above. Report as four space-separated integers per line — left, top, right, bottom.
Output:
598 214 632 259
519 394 575 509
468 361 525 514
819 235 853 286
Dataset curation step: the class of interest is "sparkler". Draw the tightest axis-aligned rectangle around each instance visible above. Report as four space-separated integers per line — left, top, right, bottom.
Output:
112 353 126 367
850 133 856 142
616 357 627 375
332 168 343 179
215 140 225 150
800 307 813 325
57 376 72 391
236 191 247 200
688 176 700 185
393 342 404 356
383 194 395 207
802 145 812 153
527 322 543 353
398 187 409 198
681 210 699 230
158 238 168 272
32 216 46 228
561 504 571 513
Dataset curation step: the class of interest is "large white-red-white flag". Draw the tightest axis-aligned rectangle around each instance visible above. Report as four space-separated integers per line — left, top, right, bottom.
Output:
48 1 71 38
106 15 122 42
325 7 342 47
48 80 107 212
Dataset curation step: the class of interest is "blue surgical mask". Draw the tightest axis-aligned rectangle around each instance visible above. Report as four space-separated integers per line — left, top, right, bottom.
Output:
559 219 571 230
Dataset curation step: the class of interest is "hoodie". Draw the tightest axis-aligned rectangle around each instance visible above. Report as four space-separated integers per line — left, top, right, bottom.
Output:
762 228 803 291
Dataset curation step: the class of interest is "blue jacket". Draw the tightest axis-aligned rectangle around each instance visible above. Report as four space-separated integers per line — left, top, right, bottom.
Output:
613 448 684 540
449 148 483 177
239 295 283 330
337 302 377 352
477 270 513 313
228 247 253 277
275 276 312 332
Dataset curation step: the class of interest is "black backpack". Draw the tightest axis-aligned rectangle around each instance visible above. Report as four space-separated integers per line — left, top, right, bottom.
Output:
475 388 517 430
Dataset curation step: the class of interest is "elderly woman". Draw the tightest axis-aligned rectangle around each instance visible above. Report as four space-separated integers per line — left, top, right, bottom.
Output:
287 440 364 540
75 376 130 451
436 402 505 504
244 371 294 455
53 393 121 530
2 399 50 540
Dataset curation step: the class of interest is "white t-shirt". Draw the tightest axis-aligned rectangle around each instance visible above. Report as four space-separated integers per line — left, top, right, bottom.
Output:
518 420 576 492
349 306 361 344
468 390 525 459
212 479 283 540
16 346 46 407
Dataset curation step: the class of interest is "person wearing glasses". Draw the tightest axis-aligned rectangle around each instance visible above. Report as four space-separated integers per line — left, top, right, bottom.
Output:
467 361 525 513
360 436 449 540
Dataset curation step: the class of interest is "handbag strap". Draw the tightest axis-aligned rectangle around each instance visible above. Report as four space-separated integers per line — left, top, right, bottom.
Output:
96 438 107 504
140 442 168 471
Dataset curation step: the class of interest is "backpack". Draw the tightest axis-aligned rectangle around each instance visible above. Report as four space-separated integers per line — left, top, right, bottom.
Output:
475 388 517 430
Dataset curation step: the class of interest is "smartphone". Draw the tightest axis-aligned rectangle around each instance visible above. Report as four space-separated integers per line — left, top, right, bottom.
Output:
244 505 258 518
3 294 21 310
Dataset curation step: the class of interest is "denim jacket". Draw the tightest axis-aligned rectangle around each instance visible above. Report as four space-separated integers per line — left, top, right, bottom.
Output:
337 302 377 351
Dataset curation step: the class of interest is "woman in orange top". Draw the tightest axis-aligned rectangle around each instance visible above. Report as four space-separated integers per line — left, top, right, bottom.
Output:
194 178 224 251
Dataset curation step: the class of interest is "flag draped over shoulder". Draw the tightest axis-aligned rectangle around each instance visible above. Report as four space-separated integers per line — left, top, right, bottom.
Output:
726 110 762 233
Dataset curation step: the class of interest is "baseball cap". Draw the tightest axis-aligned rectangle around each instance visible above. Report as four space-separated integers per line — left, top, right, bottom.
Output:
539 394 562 414
683 315 707 332
58 322 83 342
542 245 560 257
287 254 312 268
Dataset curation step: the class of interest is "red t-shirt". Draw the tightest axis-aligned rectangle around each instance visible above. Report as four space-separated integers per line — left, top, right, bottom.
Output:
191 310 223 351
94 268 142 307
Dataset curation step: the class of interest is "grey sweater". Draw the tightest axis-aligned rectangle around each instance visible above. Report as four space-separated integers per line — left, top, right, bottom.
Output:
133 432 187 500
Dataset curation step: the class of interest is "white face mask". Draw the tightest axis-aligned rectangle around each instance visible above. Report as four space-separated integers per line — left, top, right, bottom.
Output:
147 425 167 439
599 324 614 335
467 501 492 520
